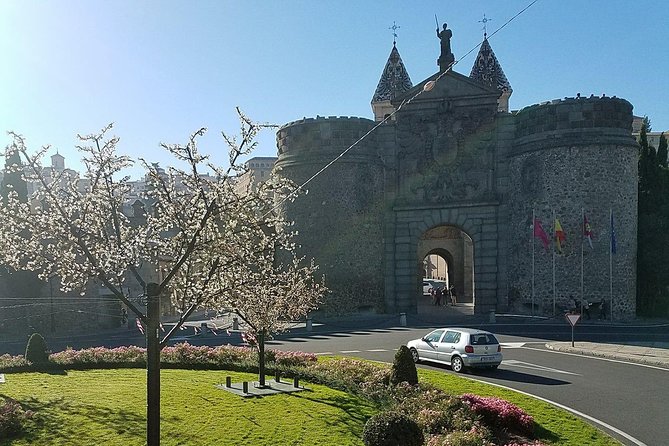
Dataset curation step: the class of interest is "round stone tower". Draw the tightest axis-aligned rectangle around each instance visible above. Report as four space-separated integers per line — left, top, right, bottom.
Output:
507 96 638 319
274 116 386 314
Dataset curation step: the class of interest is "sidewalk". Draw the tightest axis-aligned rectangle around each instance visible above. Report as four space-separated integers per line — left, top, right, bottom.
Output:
545 341 669 369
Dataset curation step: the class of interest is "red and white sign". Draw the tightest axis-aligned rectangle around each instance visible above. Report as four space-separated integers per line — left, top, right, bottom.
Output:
565 314 581 327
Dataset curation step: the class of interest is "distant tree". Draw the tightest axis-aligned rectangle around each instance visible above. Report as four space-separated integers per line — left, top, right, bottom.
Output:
637 120 669 316
657 133 668 169
0 110 320 445
1 145 28 203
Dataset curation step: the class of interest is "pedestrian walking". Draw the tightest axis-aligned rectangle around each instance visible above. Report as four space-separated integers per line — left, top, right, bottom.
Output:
582 299 591 320
435 287 443 306
599 299 607 320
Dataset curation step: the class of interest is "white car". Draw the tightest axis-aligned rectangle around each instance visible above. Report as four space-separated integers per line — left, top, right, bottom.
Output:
406 327 502 373
423 279 447 296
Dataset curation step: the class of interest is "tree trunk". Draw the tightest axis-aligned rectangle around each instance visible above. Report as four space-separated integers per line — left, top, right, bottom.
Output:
146 283 161 446
258 329 266 388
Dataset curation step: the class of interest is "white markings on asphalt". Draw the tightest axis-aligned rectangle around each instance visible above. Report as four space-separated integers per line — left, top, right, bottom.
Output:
500 342 526 348
314 352 333 356
366 349 389 352
503 359 580 376
524 346 669 371
466 376 648 446
339 350 361 353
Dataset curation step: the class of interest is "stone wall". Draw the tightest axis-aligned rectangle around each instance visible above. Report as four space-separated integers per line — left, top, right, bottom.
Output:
275 117 386 314
507 96 638 319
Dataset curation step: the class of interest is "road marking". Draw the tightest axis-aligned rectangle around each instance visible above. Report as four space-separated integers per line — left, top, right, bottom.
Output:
500 342 526 348
503 359 580 376
366 349 389 352
524 346 669 372
339 350 361 353
314 352 333 356
466 376 647 446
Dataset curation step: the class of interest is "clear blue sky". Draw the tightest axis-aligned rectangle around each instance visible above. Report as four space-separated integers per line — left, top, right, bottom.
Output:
2 1 667 178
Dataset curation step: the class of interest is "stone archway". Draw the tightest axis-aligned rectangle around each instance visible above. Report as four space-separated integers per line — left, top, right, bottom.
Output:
417 225 475 311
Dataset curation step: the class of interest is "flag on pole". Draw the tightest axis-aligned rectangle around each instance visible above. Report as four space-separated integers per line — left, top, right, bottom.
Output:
611 212 617 254
583 214 593 249
555 218 566 254
533 218 550 251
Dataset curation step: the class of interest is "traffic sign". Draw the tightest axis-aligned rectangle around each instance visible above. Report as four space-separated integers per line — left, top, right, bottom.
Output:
566 313 580 327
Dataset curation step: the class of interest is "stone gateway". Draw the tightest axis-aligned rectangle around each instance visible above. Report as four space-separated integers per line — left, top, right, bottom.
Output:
274 28 638 320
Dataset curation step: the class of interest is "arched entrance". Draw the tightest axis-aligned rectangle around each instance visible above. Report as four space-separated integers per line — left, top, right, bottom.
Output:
417 225 475 313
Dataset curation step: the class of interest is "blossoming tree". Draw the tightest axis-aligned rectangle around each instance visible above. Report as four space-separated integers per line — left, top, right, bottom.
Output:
0 110 324 445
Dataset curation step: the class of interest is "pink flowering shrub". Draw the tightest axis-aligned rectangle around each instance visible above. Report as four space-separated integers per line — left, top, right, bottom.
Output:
265 349 317 367
425 424 494 446
50 346 145 365
391 384 478 434
461 394 534 437
0 353 29 369
32 343 316 370
0 398 35 438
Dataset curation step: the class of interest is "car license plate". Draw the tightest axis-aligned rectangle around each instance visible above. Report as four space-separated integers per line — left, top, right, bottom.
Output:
480 356 495 362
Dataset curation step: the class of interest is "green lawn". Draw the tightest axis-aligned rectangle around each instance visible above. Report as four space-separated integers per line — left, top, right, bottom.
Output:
0 367 622 445
0 369 376 446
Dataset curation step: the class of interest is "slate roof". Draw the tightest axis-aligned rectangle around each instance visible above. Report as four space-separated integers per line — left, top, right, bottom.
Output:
469 38 512 93
371 44 413 103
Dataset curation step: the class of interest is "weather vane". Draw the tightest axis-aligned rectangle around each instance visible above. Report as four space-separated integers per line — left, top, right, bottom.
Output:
479 13 492 38
389 21 400 45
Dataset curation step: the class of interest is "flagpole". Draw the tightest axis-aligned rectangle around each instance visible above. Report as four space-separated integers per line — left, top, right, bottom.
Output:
552 209 556 316
531 209 535 316
581 208 585 316
610 208 614 321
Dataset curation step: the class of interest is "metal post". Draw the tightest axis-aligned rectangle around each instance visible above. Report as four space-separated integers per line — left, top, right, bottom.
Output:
293 376 299 388
399 312 407 327
225 376 231 388
571 324 575 348
306 317 312 332
232 317 239 330
146 283 161 446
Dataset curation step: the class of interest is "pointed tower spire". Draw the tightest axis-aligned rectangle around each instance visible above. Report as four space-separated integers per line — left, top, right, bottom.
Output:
469 35 512 112
371 36 413 122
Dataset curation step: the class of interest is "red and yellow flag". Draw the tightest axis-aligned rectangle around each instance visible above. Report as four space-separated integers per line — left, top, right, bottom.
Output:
555 218 566 254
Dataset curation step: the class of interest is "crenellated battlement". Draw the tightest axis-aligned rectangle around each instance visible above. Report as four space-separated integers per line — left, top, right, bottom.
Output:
276 116 376 158
514 95 633 139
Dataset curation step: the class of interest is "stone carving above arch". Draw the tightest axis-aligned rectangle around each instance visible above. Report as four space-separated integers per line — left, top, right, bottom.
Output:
396 105 496 205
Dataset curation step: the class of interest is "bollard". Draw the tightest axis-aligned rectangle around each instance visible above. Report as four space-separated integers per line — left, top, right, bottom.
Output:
232 317 239 330
275 370 281 383
293 376 299 388
225 376 231 388
399 312 407 327
242 381 248 393
306 317 312 332
200 322 208 337
489 310 496 323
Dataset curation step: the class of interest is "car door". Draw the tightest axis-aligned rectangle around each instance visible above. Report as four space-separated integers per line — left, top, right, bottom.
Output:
419 329 445 360
437 330 461 363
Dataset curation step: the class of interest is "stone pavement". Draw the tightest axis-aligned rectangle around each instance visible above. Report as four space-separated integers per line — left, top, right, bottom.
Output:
545 341 669 369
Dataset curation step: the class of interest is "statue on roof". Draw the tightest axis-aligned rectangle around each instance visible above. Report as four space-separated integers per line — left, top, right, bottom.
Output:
437 23 455 72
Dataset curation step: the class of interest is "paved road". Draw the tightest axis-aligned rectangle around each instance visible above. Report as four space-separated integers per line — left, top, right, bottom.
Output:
263 325 669 446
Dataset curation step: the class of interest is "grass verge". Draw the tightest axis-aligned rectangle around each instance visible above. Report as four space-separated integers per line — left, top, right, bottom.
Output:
0 369 376 446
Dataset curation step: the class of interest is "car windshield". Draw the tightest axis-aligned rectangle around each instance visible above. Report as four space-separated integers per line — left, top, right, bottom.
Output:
469 333 499 345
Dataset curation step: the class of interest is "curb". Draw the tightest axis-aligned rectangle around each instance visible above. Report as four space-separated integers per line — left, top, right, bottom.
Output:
546 343 669 369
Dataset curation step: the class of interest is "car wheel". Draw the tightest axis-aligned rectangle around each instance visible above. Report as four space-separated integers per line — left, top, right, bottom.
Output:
409 347 420 363
451 356 464 373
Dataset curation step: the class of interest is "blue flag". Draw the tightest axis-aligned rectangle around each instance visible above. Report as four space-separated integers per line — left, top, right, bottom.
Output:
610 212 617 254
